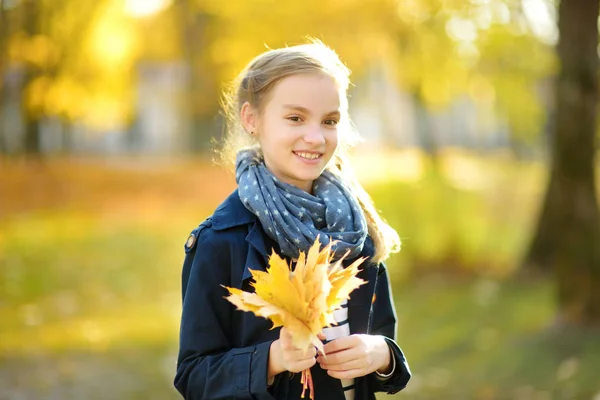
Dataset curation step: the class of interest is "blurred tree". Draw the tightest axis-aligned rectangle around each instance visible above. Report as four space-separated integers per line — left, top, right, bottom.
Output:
524 0 600 326
80 0 138 132
177 0 218 152
476 23 556 151
0 0 8 153
0 0 561 155
393 0 555 152
43 0 106 151
5 0 108 154
167 0 402 152
20 0 42 154
197 0 553 154
199 0 400 83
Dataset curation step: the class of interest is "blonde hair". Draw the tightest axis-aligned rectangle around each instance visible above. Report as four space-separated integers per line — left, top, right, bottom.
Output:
217 39 400 263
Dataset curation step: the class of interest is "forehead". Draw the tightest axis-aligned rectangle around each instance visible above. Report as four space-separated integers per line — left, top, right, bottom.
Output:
266 73 342 112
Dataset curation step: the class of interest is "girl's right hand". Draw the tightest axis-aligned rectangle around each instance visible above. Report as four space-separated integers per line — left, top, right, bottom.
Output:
268 327 318 378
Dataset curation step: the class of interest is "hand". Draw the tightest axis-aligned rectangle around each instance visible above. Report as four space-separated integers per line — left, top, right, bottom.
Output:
316 334 391 380
268 327 318 379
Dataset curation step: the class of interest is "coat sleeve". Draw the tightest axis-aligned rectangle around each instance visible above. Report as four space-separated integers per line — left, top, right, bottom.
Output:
366 262 411 395
174 222 275 400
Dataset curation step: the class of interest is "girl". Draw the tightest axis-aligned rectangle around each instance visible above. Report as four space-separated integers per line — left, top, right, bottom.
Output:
174 40 411 400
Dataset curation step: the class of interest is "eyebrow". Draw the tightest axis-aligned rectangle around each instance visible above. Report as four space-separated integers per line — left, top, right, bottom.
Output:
283 104 340 117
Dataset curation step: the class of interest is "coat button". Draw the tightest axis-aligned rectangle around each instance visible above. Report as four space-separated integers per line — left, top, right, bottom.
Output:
185 233 196 249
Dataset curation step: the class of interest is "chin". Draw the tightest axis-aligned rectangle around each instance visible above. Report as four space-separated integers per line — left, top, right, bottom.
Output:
299 168 325 180
292 174 319 183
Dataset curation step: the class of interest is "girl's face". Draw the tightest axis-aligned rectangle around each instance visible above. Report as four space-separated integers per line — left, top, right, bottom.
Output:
243 73 342 193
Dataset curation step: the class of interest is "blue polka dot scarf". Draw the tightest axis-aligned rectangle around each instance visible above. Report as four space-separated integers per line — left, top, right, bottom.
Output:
236 148 368 261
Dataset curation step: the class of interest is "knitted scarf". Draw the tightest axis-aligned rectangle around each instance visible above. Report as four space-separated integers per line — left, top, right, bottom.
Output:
236 148 367 261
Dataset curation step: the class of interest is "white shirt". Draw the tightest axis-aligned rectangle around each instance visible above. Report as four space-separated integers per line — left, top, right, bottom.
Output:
322 299 355 400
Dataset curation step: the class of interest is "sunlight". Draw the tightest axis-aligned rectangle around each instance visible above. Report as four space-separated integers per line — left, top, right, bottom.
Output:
350 148 426 184
446 17 478 42
90 19 134 67
522 0 558 45
123 0 173 18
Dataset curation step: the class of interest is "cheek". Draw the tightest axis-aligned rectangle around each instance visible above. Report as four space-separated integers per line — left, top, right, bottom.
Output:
261 120 291 144
256 125 280 149
327 130 339 149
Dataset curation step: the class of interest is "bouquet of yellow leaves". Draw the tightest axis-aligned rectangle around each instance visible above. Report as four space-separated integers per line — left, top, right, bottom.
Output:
223 236 366 399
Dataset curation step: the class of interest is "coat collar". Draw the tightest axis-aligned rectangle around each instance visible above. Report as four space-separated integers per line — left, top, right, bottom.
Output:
241 223 380 333
212 189 377 260
211 189 257 231
241 222 379 321
214 190 379 306
222 185 381 333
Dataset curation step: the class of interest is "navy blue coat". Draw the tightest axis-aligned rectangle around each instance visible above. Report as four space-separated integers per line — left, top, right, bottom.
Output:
174 190 410 399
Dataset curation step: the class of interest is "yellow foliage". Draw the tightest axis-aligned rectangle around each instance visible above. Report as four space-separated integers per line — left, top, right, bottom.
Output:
87 0 139 68
5 0 556 145
223 236 366 398
201 0 399 82
24 76 52 117
224 236 366 354
8 33 59 68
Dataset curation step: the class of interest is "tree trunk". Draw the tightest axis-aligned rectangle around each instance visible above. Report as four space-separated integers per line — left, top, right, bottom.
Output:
0 0 8 153
23 111 41 153
179 0 201 153
524 0 600 326
21 0 42 155
178 0 218 153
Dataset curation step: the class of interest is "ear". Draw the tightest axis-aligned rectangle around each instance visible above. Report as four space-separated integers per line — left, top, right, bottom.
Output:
240 102 258 135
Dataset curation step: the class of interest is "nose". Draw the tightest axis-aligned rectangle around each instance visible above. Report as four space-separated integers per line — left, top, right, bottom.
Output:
302 124 326 145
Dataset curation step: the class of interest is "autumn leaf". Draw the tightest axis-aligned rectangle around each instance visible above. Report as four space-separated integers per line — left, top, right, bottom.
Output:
222 235 367 399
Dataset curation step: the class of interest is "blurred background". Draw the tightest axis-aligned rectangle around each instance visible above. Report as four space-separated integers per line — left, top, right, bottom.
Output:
1 0 600 399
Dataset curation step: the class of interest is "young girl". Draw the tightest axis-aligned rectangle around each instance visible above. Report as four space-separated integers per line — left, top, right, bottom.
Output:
174 40 410 400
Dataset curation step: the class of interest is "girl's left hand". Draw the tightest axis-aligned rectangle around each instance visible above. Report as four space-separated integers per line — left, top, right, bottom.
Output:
316 334 391 380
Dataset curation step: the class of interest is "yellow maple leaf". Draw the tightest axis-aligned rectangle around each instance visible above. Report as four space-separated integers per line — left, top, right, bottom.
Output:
222 236 367 399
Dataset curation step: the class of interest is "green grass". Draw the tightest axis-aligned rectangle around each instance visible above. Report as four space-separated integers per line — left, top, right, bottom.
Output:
384 276 600 399
1 154 599 399
0 211 194 352
369 159 542 280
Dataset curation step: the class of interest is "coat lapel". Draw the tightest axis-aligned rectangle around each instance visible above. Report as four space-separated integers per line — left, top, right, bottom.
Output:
347 263 378 334
347 235 379 334
242 219 379 335
241 221 271 286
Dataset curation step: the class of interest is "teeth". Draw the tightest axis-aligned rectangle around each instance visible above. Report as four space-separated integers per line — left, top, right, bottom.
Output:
296 152 320 160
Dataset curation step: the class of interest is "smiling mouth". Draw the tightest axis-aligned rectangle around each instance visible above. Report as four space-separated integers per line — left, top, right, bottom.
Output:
293 151 322 160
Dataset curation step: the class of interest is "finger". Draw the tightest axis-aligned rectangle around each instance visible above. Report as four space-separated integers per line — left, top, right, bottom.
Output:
280 336 309 352
316 347 326 359
289 358 317 373
327 368 366 380
317 348 359 366
285 346 316 362
279 328 293 347
317 332 326 341
319 358 365 372
323 336 357 354
307 346 318 358
280 332 315 354
293 346 316 359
